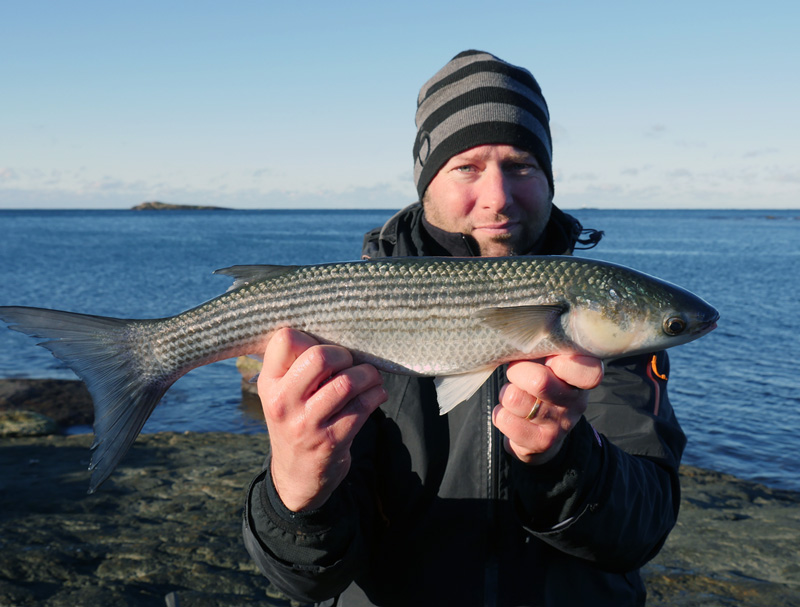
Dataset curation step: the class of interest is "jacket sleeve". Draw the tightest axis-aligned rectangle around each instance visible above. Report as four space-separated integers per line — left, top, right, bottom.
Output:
511 350 686 572
242 415 380 605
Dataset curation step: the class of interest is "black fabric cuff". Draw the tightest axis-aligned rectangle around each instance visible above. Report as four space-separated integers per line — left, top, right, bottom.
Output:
511 416 605 530
247 466 355 569
263 466 344 531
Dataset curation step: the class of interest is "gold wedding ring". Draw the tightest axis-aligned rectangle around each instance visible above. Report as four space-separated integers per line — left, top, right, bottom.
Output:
525 397 543 421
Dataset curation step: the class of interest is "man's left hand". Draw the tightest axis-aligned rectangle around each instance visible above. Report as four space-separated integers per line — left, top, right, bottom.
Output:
492 355 604 466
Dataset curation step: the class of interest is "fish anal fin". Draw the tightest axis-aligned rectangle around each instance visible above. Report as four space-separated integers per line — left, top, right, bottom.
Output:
434 367 497 415
474 304 565 353
214 265 299 292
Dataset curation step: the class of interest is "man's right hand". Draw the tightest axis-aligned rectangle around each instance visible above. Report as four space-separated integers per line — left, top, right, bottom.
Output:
258 328 387 512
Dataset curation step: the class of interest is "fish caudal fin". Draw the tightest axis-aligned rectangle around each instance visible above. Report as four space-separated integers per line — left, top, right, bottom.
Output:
0 306 172 493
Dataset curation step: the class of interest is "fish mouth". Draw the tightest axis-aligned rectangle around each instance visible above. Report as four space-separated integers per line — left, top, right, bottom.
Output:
694 310 720 335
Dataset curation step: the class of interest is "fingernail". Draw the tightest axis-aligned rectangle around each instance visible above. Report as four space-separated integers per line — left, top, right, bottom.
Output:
498 383 508 401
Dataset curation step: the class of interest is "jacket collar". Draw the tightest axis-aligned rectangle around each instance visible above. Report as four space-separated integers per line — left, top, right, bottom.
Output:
363 201 597 259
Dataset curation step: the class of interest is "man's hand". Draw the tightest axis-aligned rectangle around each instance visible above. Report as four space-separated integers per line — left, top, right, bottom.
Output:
258 328 387 512
492 355 604 465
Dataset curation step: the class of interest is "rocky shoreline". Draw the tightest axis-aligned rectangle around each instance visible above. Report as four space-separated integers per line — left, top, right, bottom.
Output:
1 381 799 606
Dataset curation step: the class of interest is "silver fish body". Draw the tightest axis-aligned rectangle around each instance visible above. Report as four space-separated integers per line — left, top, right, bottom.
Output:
0 256 718 491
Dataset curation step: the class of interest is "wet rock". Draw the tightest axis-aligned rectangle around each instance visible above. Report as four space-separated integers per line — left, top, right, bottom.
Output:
0 433 289 607
236 356 261 397
642 467 800 606
0 378 94 428
0 409 59 436
0 432 798 606
236 357 266 422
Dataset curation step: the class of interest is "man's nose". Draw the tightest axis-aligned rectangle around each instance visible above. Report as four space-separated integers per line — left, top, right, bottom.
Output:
477 166 512 212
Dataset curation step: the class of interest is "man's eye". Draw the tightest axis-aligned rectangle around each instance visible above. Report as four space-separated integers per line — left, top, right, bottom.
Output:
454 165 475 173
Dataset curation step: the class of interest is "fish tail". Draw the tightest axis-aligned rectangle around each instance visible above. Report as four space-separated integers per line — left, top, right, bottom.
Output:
0 306 174 493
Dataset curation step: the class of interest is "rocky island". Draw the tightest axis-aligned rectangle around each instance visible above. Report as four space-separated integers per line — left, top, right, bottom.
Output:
1 379 799 606
131 201 232 211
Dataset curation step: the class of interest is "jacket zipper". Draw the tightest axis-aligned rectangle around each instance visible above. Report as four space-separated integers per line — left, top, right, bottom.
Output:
484 371 500 607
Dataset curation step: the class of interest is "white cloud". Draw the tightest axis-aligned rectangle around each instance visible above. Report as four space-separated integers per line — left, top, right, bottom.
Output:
644 124 667 138
251 168 274 179
769 166 800 184
0 167 18 181
620 165 653 177
673 139 707 149
743 147 779 159
570 172 600 182
666 168 693 179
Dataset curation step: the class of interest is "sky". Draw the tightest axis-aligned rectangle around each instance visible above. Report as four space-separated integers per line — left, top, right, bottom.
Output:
1 1 798 210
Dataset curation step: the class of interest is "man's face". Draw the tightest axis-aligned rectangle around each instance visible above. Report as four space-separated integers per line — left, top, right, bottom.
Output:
423 144 553 258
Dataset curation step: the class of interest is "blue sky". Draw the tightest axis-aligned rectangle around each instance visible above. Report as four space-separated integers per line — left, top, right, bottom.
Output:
1 1 798 210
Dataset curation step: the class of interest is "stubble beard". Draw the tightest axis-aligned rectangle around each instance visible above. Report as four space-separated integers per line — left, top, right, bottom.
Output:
477 232 518 257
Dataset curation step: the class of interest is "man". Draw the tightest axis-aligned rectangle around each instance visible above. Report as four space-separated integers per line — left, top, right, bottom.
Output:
243 50 685 606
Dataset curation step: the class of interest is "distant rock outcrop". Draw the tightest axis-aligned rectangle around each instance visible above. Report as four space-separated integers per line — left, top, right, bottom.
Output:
131 201 232 211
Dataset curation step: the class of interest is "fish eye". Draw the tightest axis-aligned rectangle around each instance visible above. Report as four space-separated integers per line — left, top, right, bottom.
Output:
663 316 687 336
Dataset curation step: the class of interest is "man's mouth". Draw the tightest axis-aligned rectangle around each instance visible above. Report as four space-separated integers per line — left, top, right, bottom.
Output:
474 221 517 235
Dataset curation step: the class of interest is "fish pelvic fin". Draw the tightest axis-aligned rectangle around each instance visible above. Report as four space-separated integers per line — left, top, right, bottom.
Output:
434 367 497 415
474 304 565 353
0 306 172 493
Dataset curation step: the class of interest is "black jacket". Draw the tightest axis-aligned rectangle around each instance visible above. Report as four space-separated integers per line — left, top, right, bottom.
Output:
243 203 686 606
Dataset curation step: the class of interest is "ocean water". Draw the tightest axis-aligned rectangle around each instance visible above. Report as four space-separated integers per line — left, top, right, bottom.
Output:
1 208 798 491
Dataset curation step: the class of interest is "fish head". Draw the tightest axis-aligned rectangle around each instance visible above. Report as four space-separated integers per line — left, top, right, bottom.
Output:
563 263 719 359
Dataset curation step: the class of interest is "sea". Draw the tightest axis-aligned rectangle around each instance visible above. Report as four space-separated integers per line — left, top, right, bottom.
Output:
1 208 798 491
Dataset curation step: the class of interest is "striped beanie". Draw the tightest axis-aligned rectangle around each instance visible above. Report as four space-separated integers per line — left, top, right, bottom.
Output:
413 50 553 200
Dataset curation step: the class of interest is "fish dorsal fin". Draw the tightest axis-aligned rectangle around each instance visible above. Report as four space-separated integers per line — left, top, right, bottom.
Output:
434 367 497 415
214 264 300 291
474 304 566 353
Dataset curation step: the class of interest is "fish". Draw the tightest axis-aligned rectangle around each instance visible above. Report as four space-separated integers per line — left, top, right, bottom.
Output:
0 256 718 492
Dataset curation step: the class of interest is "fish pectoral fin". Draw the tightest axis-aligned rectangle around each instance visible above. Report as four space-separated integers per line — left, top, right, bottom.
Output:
214 265 300 292
434 367 497 415
474 304 565 353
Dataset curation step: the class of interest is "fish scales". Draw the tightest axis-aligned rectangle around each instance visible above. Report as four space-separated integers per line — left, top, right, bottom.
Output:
141 259 534 378
167 259 561 377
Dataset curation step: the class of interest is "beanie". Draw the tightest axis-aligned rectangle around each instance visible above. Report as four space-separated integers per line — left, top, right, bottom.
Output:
413 50 553 200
